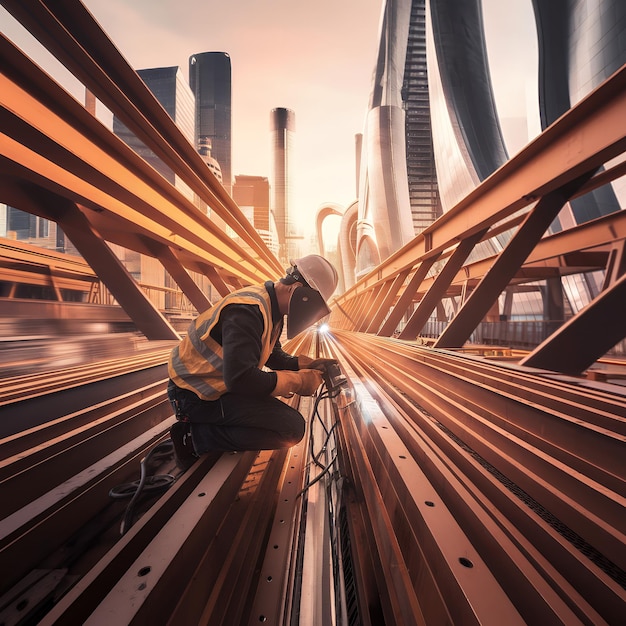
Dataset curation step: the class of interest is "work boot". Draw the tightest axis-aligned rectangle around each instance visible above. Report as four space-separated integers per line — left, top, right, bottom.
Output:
170 420 198 471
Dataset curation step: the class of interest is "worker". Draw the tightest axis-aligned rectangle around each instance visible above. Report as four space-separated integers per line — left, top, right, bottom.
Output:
167 254 339 469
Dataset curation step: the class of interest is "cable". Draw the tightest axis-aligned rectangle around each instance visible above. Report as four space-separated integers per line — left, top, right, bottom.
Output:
297 455 338 498
109 439 176 536
300 377 343 496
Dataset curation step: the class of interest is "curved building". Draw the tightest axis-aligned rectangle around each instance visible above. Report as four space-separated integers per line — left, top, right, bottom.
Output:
355 0 625 292
357 0 417 276
427 0 508 211
532 0 626 227
357 0 507 276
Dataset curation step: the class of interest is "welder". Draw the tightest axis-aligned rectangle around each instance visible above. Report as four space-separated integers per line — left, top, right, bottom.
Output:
167 254 339 469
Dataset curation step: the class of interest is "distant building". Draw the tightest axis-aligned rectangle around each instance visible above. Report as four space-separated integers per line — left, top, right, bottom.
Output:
113 66 195 202
233 174 278 257
270 107 296 262
112 66 206 309
198 137 223 185
189 52 232 193
233 175 270 230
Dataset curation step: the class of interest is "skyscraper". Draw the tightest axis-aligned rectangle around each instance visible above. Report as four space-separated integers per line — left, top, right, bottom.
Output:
113 66 195 201
111 66 198 308
357 0 626 273
270 107 295 262
189 52 232 193
533 0 625 227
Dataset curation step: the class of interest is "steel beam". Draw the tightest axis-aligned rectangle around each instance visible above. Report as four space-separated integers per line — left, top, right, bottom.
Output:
34 196 180 340
602 239 626 289
325 330 626 623
141 238 212 315
435 175 593 348
364 269 410 334
378 256 440 337
521 271 626 374
399 231 485 340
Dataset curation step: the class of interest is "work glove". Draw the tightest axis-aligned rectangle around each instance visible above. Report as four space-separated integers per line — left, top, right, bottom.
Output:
297 355 338 372
306 358 338 373
297 354 315 369
272 369 323 397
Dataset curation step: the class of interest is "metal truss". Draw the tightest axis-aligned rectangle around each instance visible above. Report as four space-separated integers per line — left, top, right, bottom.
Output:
330 65 626 375
0 0 284 338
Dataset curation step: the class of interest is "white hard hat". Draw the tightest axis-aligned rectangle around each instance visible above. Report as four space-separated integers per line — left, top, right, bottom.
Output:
290 255 338 302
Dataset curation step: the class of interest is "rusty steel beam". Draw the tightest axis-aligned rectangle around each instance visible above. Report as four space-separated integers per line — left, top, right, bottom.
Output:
328 207 626 329
602 239 626 289
141 238 212 315
38 195 180 340
363 270 410 333
324 330 626 624
0 410 174 595
377 256 439 336
194 262 233 299
351 292 371 332
324 345 529 624
34 450 254 625
415 208 626 300
400 231 487 340
0 334 351 624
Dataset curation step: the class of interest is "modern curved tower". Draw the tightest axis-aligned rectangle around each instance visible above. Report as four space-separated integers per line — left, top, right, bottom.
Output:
356 0 625 281
532 0 625 226
427 0 508 211
357 0 507 276
357 0 417 276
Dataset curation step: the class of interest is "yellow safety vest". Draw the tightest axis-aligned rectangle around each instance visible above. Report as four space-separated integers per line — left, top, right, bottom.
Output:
168 285 274 400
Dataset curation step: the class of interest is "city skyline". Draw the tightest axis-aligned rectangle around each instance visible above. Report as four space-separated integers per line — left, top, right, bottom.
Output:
1 0 537 244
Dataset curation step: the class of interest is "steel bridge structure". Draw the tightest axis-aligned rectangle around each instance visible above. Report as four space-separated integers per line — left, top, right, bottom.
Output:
0 2 625 624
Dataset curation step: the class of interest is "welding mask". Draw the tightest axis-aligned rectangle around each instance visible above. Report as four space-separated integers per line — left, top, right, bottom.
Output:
286 285 330 339
284 255 337 339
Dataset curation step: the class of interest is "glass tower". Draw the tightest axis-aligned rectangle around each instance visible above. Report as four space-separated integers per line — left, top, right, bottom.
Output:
189 52 232 193
113 66 195 201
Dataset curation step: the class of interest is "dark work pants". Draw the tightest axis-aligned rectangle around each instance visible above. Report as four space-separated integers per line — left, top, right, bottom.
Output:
167 381 305 453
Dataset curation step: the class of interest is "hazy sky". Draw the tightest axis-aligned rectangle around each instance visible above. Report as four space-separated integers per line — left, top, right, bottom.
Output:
1 0 537 241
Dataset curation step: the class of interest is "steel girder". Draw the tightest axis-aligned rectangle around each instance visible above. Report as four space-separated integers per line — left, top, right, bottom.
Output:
1 0 281 276
0 3 286 336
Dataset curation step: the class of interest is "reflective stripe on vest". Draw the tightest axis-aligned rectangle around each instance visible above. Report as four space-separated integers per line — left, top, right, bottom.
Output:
168 285 274 400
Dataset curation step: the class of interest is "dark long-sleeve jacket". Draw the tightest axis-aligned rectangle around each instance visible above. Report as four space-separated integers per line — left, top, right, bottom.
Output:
168 282 298 399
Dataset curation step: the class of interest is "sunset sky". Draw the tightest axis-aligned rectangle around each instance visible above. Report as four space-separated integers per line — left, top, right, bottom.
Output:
2 0 536 244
